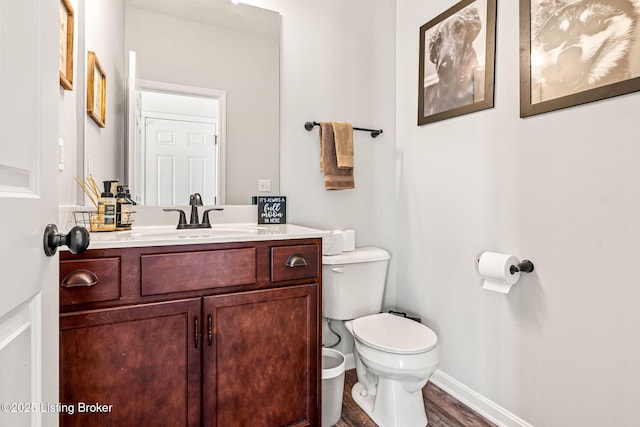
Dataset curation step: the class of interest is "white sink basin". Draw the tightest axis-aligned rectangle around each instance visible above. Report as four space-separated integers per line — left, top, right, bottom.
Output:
81 222 329 250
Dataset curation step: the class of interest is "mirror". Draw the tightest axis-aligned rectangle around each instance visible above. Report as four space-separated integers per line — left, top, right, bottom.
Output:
84 0 281 206
131 82 225 206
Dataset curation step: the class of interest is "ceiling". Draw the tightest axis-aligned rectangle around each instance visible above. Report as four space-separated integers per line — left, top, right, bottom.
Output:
125 0 280 37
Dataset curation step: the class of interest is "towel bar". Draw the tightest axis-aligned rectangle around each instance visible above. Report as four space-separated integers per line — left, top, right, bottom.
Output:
304 121 383 138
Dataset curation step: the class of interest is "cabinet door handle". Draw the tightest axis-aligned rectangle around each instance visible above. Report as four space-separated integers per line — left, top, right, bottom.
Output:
62 270 99 288
194 317 199 349
207 315 212 346
285 254 308 268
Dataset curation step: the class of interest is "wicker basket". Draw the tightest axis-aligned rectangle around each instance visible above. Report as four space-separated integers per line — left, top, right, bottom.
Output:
73 210 134 232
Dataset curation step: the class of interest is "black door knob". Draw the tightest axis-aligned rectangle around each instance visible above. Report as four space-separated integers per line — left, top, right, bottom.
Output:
43 224 90 257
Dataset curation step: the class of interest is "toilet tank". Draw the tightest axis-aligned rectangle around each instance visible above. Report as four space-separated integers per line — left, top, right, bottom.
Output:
322 247 390 320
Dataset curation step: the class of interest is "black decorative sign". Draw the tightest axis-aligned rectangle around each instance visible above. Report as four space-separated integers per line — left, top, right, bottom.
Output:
258 196 287 224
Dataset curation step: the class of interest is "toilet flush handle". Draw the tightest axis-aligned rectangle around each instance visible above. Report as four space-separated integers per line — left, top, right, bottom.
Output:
331 267 345 273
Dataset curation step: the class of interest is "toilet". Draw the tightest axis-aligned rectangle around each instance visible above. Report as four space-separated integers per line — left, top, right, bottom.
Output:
322 247 439 427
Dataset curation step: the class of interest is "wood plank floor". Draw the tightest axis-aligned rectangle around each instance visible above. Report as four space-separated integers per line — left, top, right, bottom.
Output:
335 369 496 427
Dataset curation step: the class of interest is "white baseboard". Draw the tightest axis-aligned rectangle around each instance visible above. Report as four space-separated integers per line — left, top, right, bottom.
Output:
430 370 534 427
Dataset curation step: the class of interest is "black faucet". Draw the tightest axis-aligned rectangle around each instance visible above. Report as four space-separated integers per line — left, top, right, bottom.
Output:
189 193 203 225
163 193 224 229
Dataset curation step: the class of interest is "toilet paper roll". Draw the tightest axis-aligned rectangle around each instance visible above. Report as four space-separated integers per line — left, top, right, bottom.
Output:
322 230 344 255
341 229 355 252
478 251 520 294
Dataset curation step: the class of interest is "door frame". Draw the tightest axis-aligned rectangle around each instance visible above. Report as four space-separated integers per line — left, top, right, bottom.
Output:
128 79 227 205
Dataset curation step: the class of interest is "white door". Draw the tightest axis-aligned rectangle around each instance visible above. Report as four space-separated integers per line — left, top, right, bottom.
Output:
144 117 218 206
0 1 60 426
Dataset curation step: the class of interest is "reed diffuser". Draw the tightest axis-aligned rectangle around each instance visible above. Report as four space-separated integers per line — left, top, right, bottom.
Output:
73 175 116 231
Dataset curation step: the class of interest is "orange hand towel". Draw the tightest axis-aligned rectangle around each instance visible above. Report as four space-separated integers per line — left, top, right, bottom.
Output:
319 122 354 190
331 122 354 169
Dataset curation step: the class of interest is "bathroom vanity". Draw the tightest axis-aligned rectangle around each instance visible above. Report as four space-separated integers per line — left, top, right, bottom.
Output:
58 224 324 426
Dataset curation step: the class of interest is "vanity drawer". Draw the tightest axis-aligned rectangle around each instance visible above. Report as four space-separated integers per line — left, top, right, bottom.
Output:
60 257 121 306
271 245 319 282
141 247 257 295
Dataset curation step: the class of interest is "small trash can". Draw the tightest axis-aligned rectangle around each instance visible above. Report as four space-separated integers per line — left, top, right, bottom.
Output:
322 348 345 427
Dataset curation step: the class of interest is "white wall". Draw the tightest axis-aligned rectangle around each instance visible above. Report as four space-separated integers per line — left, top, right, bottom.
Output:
247 0 398 305
56 1 640 424
85 0 126 190
125 6 279 205
58 0 125 205
397 0 640 425
58 0 82 205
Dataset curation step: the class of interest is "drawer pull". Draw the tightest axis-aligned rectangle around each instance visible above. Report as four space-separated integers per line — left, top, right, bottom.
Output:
285 254 308 268
208 315 212 346
62 270 99 288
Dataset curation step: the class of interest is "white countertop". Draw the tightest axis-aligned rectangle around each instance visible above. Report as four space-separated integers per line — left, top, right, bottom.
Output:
77 223 329 250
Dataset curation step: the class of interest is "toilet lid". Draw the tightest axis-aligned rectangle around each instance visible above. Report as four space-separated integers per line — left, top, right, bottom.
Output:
351 313 438 355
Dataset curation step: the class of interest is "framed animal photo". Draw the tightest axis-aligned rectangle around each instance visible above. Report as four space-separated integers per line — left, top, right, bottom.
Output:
520 0 640 117
418 0 497 126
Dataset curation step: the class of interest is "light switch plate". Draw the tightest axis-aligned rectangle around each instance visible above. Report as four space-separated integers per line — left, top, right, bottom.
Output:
58 138 64 171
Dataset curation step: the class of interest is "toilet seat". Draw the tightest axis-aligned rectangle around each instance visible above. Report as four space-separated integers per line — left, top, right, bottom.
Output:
351 312 438 355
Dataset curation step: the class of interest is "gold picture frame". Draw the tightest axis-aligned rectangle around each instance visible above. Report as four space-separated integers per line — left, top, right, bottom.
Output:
87 51 106 128
59 0 74 90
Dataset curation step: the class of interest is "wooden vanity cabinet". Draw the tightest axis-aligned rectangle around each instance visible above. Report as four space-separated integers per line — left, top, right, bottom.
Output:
59 239 321 427
203 284 318 427
59 298 202 427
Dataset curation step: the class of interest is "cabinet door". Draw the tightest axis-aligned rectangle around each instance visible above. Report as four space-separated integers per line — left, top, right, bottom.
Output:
59 298 202 427
203 284 319 427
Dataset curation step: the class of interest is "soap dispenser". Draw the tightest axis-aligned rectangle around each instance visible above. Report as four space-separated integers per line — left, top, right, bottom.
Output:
116 185 134 230
98 180 117 231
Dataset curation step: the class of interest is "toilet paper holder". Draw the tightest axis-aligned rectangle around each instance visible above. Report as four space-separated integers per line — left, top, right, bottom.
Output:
509 260 535 275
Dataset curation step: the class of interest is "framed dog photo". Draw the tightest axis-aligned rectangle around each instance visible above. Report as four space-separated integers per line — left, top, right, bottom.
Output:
418 0 497 126
520 0 640 117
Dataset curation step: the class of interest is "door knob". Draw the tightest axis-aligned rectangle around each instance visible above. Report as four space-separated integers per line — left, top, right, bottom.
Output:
43 224 90 256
